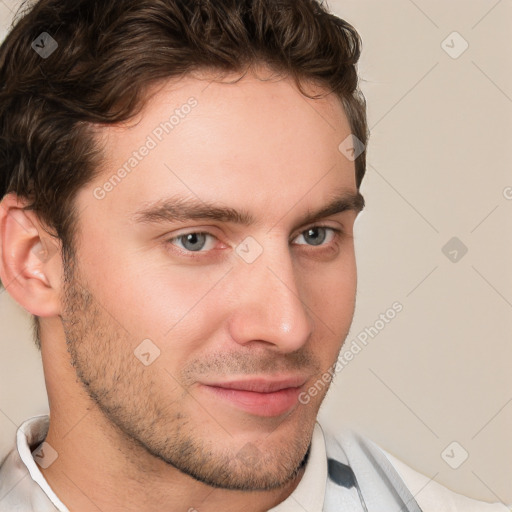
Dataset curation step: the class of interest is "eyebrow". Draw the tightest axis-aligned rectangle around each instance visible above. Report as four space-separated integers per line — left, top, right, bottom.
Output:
131 190 365 228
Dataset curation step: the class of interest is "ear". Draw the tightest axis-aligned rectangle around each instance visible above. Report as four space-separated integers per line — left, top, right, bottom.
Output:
0 193 63 317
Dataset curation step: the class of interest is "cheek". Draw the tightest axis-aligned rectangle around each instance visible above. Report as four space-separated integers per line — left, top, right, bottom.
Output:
73 241 161 338
304 254 357 317
77 240 228 357
300 255 356 356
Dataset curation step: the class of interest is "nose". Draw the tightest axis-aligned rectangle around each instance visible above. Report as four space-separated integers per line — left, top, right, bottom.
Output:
227 243 314 353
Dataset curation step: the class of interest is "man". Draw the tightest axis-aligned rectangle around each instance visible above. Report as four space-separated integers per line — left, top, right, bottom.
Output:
0 0 508 510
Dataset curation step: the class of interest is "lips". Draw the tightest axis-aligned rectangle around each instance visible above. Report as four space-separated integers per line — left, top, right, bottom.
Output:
205 376 307 393
200 376 308 417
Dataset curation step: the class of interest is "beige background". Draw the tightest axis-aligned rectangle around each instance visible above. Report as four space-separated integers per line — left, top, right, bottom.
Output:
1 0 511 505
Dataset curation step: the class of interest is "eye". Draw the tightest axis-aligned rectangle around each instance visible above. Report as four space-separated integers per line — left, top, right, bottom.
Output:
293 226 339 246
166 225 341 257
168 232 217 252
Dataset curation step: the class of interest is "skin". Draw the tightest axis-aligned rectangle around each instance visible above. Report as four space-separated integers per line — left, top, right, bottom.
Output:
0 66 362 512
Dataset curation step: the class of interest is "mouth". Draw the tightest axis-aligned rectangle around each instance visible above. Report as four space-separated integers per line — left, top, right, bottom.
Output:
200 376 308 417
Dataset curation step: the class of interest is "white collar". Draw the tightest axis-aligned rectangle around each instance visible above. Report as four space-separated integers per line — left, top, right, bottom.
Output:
268 421 327 512
17 415 70 511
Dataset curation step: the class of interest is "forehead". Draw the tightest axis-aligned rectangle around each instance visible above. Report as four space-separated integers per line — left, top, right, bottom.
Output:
81 68 357 223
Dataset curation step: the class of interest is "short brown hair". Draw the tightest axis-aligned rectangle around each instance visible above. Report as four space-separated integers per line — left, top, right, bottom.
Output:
0 0 368 347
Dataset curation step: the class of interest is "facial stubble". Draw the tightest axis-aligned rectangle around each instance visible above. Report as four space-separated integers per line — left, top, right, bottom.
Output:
59 258 331 492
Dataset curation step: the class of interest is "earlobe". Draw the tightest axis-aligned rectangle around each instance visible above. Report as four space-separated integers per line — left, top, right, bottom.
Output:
0 193 62 317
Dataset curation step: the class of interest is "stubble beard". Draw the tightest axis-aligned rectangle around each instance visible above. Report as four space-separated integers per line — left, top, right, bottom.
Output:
59 258 323 491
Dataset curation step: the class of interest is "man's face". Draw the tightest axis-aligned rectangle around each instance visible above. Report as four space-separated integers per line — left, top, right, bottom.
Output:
60 68 361 491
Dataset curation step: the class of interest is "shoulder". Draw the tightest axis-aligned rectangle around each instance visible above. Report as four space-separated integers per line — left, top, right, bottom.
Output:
0 415 62 512
383 450 510 512
322 425 510 512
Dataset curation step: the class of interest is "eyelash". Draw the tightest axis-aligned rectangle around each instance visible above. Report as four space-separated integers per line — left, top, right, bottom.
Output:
166 225 343 258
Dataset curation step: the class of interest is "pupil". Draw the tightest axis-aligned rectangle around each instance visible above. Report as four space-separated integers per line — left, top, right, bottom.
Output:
306 227 325 246
184 233 204 251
